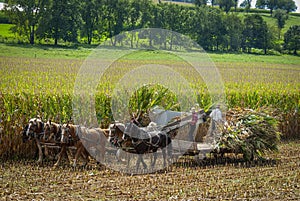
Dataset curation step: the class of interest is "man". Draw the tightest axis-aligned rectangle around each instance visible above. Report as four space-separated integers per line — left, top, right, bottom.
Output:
206 104 223 144
209 104 223 130
188 107 198 143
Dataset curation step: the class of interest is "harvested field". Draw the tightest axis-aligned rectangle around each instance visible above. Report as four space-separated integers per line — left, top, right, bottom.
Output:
1 141 299 200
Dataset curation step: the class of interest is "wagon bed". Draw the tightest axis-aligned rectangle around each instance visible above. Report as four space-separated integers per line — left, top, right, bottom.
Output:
171 140 214 157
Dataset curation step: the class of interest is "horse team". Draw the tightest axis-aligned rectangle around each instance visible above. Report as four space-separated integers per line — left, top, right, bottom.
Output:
21 118 173 170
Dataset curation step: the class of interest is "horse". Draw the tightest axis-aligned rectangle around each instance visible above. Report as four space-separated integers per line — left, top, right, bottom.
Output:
22 118 45 163
54 123 87 167
43 120 62 143
108 122 133 166
55 123 107 167
44 120 74 164
122 122 173 171
78 126 108 164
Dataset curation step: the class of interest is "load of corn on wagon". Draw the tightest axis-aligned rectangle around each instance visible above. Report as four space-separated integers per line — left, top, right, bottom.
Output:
207 107 281 161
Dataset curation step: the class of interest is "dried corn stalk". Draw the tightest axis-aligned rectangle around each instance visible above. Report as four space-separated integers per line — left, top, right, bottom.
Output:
214 108 281 161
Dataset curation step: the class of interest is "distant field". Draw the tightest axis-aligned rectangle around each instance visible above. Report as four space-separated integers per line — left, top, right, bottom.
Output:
0 24 14 38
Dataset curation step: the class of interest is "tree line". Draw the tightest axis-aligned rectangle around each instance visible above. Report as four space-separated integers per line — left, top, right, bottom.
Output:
3 0 300 54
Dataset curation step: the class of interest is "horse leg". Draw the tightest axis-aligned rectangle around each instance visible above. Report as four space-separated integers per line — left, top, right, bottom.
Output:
126 153 131 169
73 145 83 167
167 143 173 165
140 155 147 169
80 148 89 167
136 155 147 172
54 145 66 167
44 145 49 159
151 152 158 168
135 155 141 172
36 139 43 164
66 148 73 164
162 149 167 167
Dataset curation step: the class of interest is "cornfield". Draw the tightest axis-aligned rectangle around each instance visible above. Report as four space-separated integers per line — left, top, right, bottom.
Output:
0 50 299 160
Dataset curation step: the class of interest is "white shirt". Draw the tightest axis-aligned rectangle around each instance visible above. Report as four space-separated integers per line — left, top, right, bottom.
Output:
210 108 222 122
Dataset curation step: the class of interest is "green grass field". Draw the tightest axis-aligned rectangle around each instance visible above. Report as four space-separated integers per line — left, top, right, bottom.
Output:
0 23 14 38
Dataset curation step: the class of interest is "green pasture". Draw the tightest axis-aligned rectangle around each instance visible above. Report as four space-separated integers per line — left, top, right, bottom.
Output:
0 23 14 38
1 43 300 64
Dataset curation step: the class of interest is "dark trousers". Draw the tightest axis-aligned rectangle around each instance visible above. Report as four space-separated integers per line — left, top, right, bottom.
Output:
188 124 196 142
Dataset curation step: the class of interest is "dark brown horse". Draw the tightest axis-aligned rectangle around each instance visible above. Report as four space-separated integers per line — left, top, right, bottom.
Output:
122 122 173 170
108 122 133 166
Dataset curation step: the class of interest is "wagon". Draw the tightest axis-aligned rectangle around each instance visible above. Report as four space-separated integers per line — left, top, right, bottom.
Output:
149 108 215 160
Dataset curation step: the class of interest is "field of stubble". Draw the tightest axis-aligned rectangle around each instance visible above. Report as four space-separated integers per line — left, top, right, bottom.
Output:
1 141 299 200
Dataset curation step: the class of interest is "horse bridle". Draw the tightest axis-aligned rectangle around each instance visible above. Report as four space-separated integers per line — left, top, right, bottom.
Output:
26 121 45 140
61 125 81 144
44 123 62 142
109 124 124 147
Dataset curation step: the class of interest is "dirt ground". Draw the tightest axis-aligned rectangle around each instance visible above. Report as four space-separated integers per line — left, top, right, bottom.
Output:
0 141 299 201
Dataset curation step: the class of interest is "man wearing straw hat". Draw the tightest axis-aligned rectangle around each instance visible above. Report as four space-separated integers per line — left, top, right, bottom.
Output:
188 107 198 149
206 104 223 144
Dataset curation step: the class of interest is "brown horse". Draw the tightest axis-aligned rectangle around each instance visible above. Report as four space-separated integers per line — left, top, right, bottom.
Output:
43 120 62 143
44 120 73 163
22 118 45 163
79 127 108 164
55 124 108 167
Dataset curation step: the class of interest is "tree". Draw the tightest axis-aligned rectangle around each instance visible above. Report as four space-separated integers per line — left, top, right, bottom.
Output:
81 0 103 45
233 0 239 11
194 0 207 6
4 0 50 44
240 0 252 13
256 0 277 15
273 9 288 39
277 0 297 13
224 14 243 51
217 0 235 13
200 8 226 50
102 0 130 45
242 14 273 54
256 0 297 15
284 25 300 55
37 0 82 45
209 0 216 6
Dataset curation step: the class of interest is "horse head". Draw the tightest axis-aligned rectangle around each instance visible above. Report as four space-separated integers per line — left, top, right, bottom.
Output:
23 118 44 141
61 123 80 144
61 123 70 144
108 122 126 146
44 120 61 142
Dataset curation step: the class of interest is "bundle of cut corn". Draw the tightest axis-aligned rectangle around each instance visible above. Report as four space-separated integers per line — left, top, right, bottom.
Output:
214 108 281 161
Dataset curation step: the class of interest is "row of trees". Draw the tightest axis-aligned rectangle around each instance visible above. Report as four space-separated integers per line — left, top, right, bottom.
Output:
183 0 297 14
4 0 300 54
255 0 297 14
